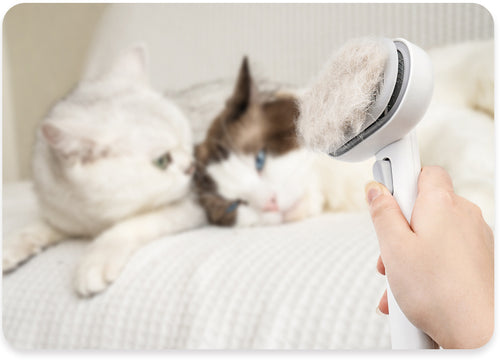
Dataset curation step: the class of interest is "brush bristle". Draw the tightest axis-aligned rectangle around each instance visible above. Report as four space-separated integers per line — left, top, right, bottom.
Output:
297 38 390 154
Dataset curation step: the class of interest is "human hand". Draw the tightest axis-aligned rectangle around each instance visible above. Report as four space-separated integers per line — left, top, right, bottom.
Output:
366 166 494 349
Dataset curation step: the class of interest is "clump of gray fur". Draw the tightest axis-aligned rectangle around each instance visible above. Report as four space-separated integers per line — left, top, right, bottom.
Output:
297 38 389 154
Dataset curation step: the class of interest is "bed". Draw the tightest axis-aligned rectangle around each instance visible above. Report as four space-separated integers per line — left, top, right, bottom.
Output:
3 182 390 349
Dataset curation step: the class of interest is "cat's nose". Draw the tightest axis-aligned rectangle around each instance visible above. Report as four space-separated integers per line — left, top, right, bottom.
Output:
263 194 279 212
184 162 195 175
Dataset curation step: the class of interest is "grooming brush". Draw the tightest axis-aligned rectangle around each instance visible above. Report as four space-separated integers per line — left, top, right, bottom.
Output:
298 38 436 349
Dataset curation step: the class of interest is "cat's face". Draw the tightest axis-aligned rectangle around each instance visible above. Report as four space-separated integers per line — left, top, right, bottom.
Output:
39 46 194 210
195 58 313 226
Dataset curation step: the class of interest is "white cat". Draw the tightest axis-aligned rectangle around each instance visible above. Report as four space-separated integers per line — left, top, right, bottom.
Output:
418 40 494 225
3 45 206 296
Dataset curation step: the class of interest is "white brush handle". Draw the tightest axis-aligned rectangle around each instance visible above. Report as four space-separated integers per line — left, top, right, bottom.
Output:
374 130 438 349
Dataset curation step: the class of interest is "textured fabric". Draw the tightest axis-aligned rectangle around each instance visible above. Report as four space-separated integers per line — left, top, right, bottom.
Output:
2 182 390 349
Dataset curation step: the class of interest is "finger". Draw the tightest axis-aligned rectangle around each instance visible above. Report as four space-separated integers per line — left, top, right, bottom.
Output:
418 166 454 194
365 181 414 252
378 289 389 315
376 255 386 275
483 223 494 253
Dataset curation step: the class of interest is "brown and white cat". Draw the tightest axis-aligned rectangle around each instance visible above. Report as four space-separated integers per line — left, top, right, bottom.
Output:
193 58 371 227
192 41 495 228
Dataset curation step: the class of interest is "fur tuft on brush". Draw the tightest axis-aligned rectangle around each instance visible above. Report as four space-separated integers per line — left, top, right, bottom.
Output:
297 38 391 154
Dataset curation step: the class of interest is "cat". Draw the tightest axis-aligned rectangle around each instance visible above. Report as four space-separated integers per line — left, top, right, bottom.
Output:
192 39 494 228
2 45 206 297
417 40 494 226
193 58 372 227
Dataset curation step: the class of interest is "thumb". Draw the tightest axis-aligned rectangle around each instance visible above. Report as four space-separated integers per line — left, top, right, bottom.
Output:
365 181 414 252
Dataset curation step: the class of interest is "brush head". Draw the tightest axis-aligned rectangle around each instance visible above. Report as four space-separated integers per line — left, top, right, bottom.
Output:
297 37 433 161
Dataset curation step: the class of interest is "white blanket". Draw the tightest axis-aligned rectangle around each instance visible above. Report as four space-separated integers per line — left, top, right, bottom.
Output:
2 182 390 349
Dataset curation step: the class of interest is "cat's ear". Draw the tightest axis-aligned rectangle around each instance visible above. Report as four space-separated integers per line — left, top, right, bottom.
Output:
103 44 149 84
41 122 108 163
225 56 258 122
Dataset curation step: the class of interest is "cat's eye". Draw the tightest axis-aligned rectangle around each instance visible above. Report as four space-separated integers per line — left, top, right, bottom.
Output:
153 152 172 170
255 149 267 172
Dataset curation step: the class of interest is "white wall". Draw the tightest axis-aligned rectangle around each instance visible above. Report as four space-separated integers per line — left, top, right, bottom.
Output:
2 4 108 182
86 3 494 91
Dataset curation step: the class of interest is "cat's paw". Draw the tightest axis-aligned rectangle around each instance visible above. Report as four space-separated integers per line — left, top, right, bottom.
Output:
3 233 44 273
3 222 64 273
236 206 283 227
235 206 260 227
260 211 283 226
282 193 324 223
283 198 309 222
74 244 131 297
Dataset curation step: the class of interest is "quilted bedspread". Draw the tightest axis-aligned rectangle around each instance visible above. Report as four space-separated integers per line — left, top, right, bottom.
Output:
2 182 390 349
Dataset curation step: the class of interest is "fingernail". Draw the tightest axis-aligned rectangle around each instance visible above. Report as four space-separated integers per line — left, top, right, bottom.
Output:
375 307 386 317
365 182 383 204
